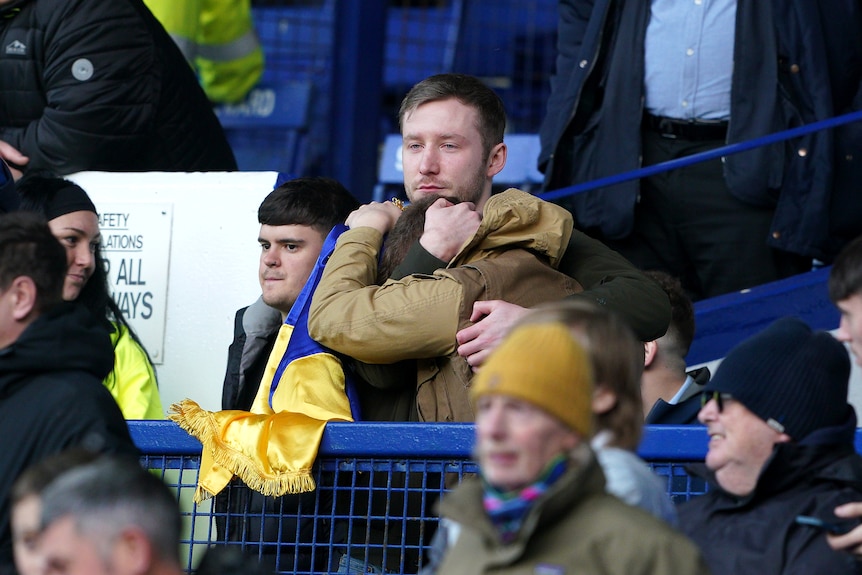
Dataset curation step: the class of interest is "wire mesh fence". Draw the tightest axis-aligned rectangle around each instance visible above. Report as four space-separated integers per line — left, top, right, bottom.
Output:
135 422 708 574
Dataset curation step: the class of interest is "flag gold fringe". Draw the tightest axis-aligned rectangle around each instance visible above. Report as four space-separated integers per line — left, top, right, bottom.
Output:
168 399 316 502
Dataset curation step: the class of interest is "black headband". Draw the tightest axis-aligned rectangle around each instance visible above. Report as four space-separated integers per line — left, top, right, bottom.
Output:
45 183 97 220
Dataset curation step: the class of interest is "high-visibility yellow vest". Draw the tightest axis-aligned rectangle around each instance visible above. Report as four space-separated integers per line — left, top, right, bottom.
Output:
144 0 264 103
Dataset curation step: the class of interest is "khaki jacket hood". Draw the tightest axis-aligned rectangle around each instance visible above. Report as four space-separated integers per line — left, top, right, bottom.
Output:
452 188 573 269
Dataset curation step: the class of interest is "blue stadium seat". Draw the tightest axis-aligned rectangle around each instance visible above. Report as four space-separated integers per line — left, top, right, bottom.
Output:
214 80 313 175
498 133 544 191
252 4 336 83
373 134 405 202
384 3 462 89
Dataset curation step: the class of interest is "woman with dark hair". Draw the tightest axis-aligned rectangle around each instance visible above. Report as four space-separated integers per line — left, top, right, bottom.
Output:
17 174 163 419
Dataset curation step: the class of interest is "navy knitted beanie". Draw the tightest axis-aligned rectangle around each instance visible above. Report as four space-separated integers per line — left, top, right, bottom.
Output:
704 317 851 440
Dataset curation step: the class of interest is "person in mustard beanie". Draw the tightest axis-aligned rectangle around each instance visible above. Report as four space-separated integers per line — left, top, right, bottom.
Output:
520 300 678 525
420 322 710 575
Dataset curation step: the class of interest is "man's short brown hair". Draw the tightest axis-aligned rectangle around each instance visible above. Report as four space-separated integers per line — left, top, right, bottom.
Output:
398 73 506 161
829 235 862 303
0 212 67 313
644 270 695 358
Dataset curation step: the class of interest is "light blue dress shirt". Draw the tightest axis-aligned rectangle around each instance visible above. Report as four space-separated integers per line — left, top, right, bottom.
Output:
644 0 736 120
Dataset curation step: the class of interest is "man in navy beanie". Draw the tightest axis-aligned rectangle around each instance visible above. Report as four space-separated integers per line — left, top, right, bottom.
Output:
678 316 862 575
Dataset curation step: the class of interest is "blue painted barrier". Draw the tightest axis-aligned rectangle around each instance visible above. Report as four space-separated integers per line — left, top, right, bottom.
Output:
689 266 839 365
129 400 862 573
134 421 711 574
135 409 862 574
132 420 715 461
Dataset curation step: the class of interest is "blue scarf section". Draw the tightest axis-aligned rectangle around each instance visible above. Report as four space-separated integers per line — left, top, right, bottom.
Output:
268 223 362 419
482 455 568 543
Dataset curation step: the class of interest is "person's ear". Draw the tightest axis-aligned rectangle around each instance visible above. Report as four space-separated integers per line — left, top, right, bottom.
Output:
112 527 153 575
592 385 617 415
9 276 37 321
486 142 507 178
643 340 658 368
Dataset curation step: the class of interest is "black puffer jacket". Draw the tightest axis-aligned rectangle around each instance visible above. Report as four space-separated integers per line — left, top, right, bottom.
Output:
679 413 862 575
0 303 138 575
0 0 236 174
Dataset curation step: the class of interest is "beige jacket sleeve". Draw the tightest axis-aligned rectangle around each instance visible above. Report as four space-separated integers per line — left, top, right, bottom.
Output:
308 227 464 364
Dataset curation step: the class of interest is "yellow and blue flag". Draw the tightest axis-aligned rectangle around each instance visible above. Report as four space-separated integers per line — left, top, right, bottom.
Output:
170 225 358 500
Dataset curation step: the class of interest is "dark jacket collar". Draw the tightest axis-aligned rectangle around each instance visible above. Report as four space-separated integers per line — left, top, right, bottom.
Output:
645 367 711 425
0 302 114 393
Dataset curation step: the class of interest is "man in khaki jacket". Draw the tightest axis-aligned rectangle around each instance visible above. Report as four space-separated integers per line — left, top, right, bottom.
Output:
386 73 671 371
308 188 580 423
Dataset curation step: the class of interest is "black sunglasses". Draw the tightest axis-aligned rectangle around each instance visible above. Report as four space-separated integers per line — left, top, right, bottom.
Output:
700 391 733 412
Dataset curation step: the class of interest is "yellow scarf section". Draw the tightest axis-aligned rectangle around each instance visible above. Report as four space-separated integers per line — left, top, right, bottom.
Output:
168 323 353 502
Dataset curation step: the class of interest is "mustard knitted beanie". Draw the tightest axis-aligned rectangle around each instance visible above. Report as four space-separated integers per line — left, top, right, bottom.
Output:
471 322 594 438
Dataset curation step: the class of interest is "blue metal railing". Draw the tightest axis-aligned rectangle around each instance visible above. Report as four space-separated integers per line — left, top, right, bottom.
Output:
132 420 714 460
136 415 862 574
136 421 713 574
538 109 862 203
530 109 862 366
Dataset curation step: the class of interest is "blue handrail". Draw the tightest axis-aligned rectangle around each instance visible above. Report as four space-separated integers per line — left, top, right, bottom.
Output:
125 420 709 461
538 109 862 202
128 420 862 462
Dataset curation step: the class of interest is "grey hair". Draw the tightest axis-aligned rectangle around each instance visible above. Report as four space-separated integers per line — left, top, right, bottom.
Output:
40 456 181 564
